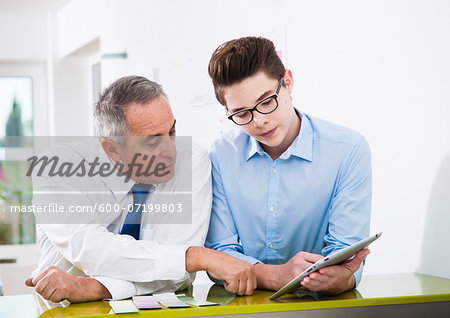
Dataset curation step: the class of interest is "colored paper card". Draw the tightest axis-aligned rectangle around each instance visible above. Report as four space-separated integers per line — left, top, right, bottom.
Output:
153 292 191 308
109 300 139 314
132 296 162 310
177 294 219 307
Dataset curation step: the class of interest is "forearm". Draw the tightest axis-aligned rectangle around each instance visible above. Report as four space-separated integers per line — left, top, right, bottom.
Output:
40 223 189 282
186 246 218 272
96 275 194 300
186 246 257 295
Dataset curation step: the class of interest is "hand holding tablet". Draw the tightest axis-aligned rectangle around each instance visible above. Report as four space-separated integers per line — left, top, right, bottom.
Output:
269 232 382 300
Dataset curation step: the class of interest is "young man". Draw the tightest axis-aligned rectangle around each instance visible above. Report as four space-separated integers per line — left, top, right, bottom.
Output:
205 37 371 294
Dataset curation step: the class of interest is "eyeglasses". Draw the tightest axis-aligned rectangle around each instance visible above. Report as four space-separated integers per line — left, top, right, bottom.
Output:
227 78 284 126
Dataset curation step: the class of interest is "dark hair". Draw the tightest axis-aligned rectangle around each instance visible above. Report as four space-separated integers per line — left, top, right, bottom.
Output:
94 75 168 137
208 36 285 106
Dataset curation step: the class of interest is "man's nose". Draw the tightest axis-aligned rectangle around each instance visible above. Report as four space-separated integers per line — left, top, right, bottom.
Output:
160 136 177 158
252 111 268 128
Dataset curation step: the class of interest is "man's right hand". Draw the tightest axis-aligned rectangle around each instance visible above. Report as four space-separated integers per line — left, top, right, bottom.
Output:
255 251 323 291
185 247 256 296
24 265 111 303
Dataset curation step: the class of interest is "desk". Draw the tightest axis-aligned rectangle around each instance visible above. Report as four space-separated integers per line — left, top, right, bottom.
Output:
0 273 449 318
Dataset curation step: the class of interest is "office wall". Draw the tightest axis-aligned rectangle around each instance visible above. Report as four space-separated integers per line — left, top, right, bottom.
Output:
52 56 92 136
0 12 50 136
0 13 48 61
57 0 103 58
50 0 450 278
283 0 450 278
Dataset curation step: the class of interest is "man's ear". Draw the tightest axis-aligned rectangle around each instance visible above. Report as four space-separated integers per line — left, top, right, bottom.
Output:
101 138 122 163
283 69 294 95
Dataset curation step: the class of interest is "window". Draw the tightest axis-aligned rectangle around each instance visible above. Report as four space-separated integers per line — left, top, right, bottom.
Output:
0 75 36 245
0 76 34 147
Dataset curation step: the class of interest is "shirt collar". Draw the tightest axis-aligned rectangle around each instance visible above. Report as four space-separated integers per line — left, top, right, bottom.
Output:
245 134 264 161
285 110 313 162
245 108 313 162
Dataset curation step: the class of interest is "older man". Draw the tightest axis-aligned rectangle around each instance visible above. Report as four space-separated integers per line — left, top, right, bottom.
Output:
25 76 256 303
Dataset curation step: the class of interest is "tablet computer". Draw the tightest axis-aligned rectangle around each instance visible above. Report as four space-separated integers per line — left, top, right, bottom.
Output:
269 232 382 300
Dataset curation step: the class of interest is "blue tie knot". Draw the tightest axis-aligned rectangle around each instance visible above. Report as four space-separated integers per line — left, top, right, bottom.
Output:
120 183 155 240
132 183 155 195
131 183 155 204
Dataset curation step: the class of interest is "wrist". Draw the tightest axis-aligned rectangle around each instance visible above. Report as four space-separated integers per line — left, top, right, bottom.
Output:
347 274 356 291
329 273 356 295
81 277 111 300
254 263 280 291
185 246 207 273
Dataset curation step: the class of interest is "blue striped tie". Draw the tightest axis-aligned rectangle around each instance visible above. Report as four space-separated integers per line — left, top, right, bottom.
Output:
120 183 154 240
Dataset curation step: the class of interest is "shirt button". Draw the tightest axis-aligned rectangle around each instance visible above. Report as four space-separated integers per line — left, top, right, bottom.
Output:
269 243 274 249
272 168 277 173
259 153 264 156
269 206 275 212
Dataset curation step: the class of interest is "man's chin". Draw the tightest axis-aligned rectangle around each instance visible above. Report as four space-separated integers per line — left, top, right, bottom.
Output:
153 170 176 184
256 136 283 149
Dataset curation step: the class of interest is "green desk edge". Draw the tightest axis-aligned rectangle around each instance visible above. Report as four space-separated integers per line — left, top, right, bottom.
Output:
0 272 449 318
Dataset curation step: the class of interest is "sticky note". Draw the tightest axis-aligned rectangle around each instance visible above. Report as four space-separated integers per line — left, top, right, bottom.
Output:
177 294 219 307
152 292 190 308
132 296 162 310
109 300 139 313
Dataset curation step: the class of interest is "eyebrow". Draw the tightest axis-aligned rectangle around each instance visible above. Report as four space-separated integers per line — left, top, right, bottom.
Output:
230 89 274 113
141 119 176 143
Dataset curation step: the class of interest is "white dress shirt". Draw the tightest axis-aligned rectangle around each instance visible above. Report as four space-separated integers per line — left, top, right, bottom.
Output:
32 138 212 300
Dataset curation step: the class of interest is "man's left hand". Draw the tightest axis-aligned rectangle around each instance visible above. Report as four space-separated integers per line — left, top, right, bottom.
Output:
25 265 111 303
300 249 370 295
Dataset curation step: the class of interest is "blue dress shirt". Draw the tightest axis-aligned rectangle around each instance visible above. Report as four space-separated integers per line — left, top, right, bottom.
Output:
205 111 372 286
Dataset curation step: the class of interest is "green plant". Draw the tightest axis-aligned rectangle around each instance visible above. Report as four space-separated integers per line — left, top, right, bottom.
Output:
0 161 35 244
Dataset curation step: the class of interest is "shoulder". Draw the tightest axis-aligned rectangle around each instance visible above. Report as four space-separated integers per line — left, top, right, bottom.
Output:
307 114 370 152
28 139 96 176
192 141 210 168
209 128 248 158
190 141 212 190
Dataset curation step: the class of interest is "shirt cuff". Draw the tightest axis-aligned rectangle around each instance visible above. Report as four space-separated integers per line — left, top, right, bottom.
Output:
154 244 190 280
353 262 364 288
94 276 136 300
223 250 262 265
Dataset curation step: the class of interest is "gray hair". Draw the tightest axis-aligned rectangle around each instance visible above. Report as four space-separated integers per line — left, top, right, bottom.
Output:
94 75 168 139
